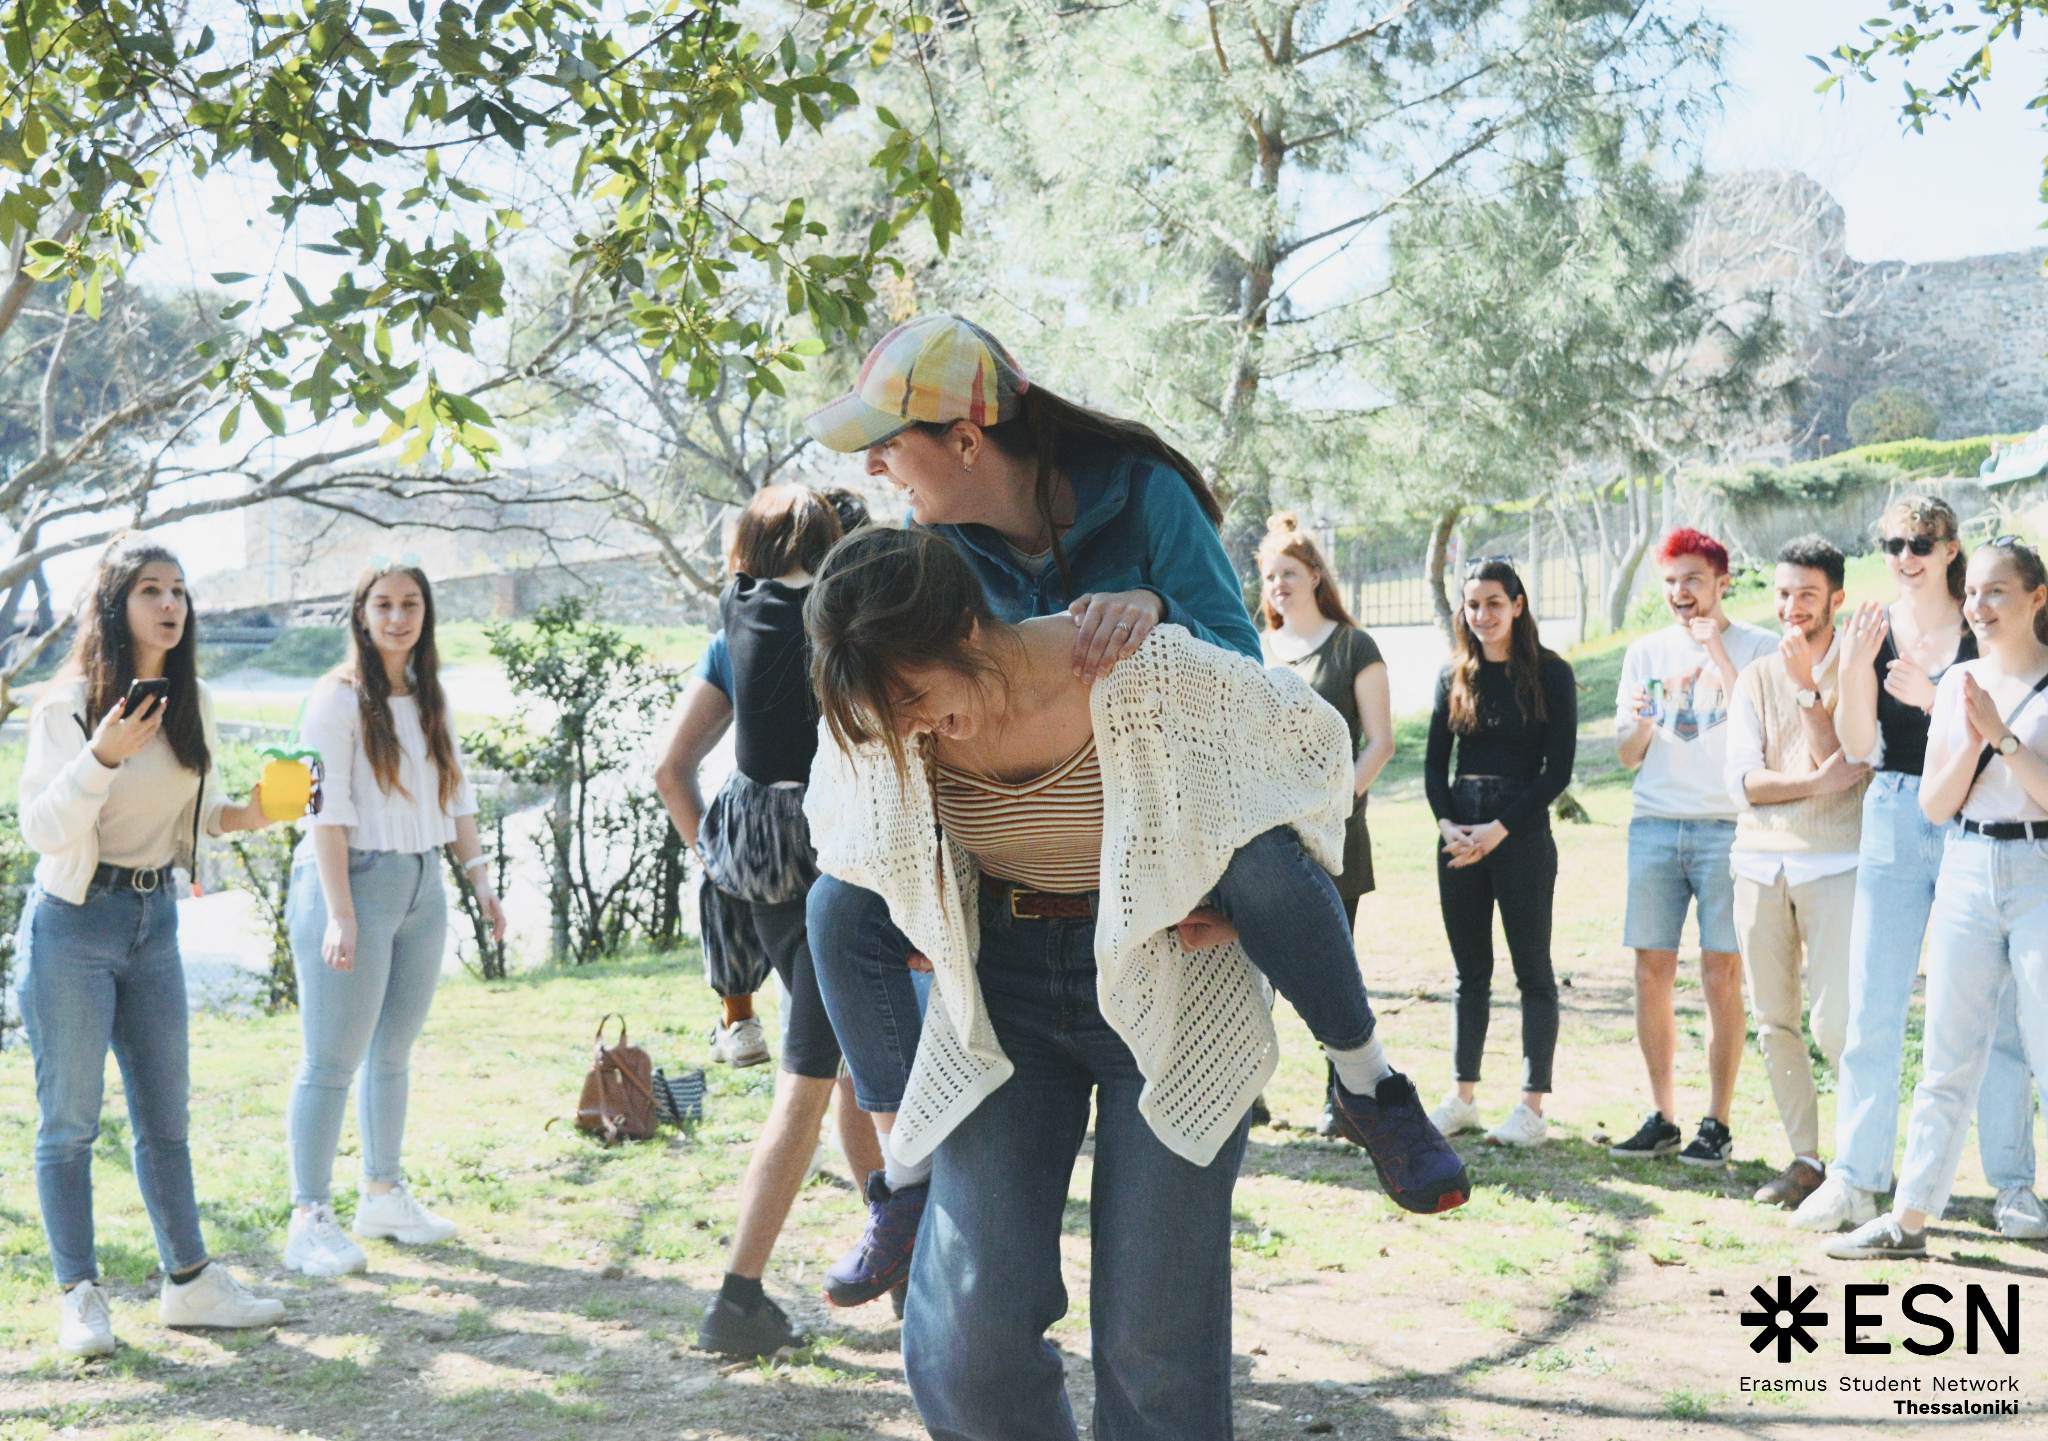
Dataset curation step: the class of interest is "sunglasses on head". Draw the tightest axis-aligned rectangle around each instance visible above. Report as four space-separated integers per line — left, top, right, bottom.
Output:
1464 553 1515 576
1881 535 1941 557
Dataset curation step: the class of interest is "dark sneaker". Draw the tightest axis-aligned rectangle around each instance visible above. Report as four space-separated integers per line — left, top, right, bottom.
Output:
1608 1111 1681 1159
1754 1159 1827 1210
1248 1094 1272 1129
1326 1070 1471 1214
1825 1213 1928 1261
697 1292 802 1358
1314 1063 1342 1137
824 1172 927 1307
1678 1117 1734 1168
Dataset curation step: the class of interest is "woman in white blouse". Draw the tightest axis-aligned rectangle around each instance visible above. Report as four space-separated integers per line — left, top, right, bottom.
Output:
282 561 506 1277
1828 536 2048 1260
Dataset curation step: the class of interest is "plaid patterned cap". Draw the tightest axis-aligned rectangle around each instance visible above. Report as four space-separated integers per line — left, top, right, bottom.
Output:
803 314 1030 453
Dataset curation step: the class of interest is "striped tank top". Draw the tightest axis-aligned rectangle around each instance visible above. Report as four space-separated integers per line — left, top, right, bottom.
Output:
933 737 1105 893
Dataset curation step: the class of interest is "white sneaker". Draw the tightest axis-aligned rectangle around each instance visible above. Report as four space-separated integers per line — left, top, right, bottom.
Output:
1790 1173 1879 1233
1485 1104 1548 1148
353 1183 458 1245
1994 1186 2048 1240
57 1281 116 1358
285 1205 368 1277
1428 1093 1481 1136
159 1265 285 1329
710 1017 770 1067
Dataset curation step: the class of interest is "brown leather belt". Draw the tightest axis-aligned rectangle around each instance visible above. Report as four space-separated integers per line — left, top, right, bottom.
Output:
983 878 1097 921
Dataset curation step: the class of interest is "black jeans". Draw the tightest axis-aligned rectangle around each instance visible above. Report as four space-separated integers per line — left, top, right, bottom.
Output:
1437 776 1559 1093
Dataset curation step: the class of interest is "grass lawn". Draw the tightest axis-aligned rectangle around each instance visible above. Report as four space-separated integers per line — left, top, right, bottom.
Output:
4 777 2045 1439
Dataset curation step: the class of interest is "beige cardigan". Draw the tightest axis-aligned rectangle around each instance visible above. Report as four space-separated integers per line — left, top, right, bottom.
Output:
804 624 1352 1168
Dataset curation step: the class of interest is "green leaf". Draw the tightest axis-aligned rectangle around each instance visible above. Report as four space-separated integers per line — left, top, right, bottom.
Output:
251 392 287 435
219 404 243 443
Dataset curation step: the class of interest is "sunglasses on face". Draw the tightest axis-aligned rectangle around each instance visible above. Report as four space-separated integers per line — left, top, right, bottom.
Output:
1881 536 1941 557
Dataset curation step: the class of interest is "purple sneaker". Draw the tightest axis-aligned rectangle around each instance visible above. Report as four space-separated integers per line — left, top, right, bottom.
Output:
1327 1070 1472 1214
824 1172 927 1308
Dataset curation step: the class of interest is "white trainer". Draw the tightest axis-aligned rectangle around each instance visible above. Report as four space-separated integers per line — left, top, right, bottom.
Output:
1790 1172 1879 1233
57 1280 116 1358
1485 1104 1548 1148
353 1183 458 1246
1994 1186 2048 1240
285 1205 368 1277
710 1017 770 1067
1427 1093 1481 1137
159 1265 285 1329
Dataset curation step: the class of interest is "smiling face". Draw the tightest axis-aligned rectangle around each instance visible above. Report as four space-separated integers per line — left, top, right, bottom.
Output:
359 572 427 669
1260 552 1320 624
1660 552 1729 626
884 659 993 743
1882 522 1959 595
1962 549 2048 651
1461 578 1523 652
125 560 188 660
1773 563 1842 646
864 425 982 526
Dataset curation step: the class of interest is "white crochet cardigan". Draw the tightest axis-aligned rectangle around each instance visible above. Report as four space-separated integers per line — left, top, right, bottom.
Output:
804 624 1351 1168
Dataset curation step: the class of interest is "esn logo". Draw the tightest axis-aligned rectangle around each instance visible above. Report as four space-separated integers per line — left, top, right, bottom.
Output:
1742 1275 2020 1361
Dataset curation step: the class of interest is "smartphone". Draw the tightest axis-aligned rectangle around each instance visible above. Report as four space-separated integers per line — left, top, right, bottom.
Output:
124 677 171 716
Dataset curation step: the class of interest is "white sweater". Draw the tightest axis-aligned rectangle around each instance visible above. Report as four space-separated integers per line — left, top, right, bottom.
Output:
19 676 228 902
804 624 1351 1168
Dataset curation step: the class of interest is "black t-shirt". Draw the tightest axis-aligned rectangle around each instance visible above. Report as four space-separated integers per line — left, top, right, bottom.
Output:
721 575 817 786
1874 626 1977 776
1425 653 1579 830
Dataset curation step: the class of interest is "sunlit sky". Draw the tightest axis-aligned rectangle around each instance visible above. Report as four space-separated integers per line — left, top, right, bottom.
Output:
46 2 2048 592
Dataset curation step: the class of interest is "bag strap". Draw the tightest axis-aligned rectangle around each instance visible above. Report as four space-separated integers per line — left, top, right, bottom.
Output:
593 1012 628 1048
1970 669 2048 785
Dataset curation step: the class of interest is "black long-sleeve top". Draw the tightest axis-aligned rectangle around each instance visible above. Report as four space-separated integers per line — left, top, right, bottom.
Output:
1425 653 1579 832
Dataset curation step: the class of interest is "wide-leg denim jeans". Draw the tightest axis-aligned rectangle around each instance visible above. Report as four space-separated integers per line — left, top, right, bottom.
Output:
1834 774 2036 1195
900 895 1251 1441
16 880 208 1287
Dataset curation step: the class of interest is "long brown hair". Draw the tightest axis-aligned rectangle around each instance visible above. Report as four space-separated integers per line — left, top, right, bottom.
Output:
334 563 462 809
1880 494 1966 602
1256 512 1357 630
63 534 209 773
1446 559 1549 735
805 526 1010 776
917 384 1225 589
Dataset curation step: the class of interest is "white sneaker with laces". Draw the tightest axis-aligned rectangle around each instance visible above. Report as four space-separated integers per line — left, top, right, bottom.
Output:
1994 1186 2048 1240
354 1183 458 1245
285 1204 368 1277
710 1017 770 1067
1790 1173 1879 1233
1485 1104 1548 1148
159 1265 286 1329
1427 1093 1481 1137
57 1281 116 1358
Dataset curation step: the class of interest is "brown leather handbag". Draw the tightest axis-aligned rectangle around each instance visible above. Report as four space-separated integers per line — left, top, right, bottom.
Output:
571 1014 659 1145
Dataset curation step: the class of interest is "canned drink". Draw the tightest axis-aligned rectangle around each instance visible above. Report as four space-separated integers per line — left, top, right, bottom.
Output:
1644 678 1664 722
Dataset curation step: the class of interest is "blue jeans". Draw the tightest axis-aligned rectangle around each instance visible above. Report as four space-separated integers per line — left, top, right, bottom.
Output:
1896 832 2048 1218
1835 775 2037 1194
1623 816 1739 953
901 894 1250 1441
15 881 208 1287
809 827 1378 1113
286 850 447 1205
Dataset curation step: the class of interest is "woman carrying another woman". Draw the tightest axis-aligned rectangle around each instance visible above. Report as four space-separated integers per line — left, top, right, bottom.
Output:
1258 513 1394 1135
1425 558 1577 1147
17 535 286 1356
797 315 1266 1306
1829 535 2048 1260
802 526 1468 1441
281 561 506 1277
1798 498 2044 1237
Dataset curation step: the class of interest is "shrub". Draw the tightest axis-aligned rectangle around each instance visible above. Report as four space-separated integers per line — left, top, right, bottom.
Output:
1844 433 2021 479
225 821 302 1012
1694 458 1905 508
1846 387 1938 447
0 803 32 1044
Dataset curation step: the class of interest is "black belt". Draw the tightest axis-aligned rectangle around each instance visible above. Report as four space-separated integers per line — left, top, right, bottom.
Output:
92 862 171 893
1961 819 2048 842
981 876 1096 921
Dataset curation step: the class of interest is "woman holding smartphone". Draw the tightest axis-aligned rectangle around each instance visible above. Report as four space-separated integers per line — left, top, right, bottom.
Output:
281 560 505 1277
16 535 286 1357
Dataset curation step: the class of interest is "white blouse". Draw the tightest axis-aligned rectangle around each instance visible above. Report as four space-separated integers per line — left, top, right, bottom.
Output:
297 675 477 853
1930 659 2048 823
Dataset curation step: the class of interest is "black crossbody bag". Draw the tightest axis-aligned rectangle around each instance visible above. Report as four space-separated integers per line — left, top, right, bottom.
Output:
1970 670 2048 785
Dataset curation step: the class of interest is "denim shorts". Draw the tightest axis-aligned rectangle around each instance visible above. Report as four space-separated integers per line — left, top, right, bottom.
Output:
1624 815 1738 953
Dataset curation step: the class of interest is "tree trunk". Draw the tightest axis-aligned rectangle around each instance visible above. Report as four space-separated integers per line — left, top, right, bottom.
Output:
1548 492 1592 645
549 773 573 964
1604 474 1658 634
1425 506 1461 643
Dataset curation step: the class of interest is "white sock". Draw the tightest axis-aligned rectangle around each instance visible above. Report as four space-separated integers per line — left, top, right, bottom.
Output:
883 1150 931 1192
1325 1035 1394 1096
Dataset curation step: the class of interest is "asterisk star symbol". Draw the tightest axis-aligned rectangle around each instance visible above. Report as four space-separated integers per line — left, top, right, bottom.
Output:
1742 1275 1829 1362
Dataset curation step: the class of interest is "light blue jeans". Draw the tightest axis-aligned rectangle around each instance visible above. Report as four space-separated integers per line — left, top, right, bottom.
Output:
1895 832 2048 1219
1835 774 2036 1195
286 849 447 1206
15 880 209 1287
